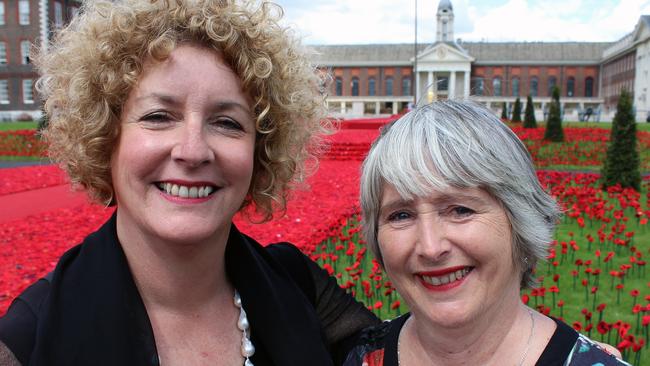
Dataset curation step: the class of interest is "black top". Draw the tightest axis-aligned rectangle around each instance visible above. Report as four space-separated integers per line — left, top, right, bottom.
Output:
343 313 631 366
0 213 379 366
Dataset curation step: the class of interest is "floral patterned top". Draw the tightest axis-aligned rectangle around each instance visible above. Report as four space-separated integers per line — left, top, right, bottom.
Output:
342 313 632 366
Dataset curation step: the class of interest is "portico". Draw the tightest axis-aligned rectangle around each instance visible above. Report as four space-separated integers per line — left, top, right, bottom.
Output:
414 43 473 104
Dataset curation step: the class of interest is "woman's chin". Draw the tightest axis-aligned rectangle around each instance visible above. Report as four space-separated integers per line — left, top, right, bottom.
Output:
416 303 479 330
154 224 228 246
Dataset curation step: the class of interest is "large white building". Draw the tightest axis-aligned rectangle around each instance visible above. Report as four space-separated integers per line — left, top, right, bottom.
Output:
313 1 650 122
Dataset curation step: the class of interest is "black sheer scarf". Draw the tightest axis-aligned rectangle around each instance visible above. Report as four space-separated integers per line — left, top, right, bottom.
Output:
27 213 334 366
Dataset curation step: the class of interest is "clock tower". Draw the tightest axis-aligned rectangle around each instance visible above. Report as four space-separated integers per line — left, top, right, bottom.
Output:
436 0 454 43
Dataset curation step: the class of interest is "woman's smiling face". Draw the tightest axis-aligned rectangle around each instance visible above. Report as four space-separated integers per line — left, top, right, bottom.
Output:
111 44 256 246
377 183 522 329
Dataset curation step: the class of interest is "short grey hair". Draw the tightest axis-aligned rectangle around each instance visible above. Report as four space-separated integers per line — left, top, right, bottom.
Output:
360 100 561 288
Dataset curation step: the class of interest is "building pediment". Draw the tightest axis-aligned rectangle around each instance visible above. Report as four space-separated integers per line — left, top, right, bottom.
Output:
632 16 650 43
415 42 475 63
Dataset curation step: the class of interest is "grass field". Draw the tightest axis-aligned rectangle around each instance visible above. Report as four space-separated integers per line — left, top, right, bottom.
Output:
0 121 39 131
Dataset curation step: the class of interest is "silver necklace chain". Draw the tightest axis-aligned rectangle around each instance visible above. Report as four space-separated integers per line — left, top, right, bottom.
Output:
397 309 535 366
234 290 255 366
517 309 535 366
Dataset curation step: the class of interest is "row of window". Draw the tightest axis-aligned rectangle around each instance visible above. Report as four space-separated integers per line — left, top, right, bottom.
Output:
604 54 635 76
0 0 32 25
0 1 77 27
473 76 594 98
0 41 32 65
0 79 34 104
334 76 412 97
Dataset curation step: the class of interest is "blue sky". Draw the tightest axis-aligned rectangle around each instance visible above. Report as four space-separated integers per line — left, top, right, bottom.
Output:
275 0 650 44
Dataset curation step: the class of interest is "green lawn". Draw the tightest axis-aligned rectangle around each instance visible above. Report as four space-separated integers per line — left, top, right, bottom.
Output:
563 121 650 132
0 121 39 131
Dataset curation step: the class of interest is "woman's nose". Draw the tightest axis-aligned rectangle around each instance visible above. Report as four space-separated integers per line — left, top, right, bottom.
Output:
415 218 451 261
171 119 215 167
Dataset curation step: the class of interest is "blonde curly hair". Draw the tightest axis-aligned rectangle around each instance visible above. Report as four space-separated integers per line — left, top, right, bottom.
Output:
36 0 329 221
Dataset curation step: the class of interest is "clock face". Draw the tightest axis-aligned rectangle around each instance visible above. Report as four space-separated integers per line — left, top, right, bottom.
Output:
437 47 447 59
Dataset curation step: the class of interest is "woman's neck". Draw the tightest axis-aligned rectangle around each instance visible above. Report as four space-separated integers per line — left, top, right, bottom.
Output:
116 215 233 310
401 299 535 366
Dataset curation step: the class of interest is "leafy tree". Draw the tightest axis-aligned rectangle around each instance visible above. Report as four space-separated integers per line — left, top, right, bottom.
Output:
501 102 508 121
512 97 522 122
544 86 564 142
37 111 49 132
523 95 537 128
602 90 640 190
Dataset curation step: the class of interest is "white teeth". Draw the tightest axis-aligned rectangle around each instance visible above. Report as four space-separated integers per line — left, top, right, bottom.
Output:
157 183 215 199
189 187 198 198
422 268 471 287
178 186 189 198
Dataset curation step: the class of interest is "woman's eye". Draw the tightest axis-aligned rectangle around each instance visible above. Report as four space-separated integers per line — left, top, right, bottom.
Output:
211 117 244 132
387 211 412 222
140 112 172 124
449 206 475 218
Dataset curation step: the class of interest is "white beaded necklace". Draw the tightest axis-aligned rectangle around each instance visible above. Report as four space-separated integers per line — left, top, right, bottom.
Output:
157 290 255 366
234 290 255 366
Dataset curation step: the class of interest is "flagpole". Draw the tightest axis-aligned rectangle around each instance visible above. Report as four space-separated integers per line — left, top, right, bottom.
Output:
413 0 418 105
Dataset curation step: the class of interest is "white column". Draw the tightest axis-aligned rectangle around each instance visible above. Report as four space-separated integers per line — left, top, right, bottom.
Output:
464 71 470 98
392 102 398 114
428 72 434 103
375 101 380 114
340 102 346 114
39 0 49 53
449 71 456 100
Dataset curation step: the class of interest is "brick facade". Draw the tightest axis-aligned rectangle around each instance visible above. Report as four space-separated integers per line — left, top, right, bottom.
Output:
0 0 80 120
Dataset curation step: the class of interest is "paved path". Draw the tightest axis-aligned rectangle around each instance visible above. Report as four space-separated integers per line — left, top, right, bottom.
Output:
0 184 90 224
0 160 51 169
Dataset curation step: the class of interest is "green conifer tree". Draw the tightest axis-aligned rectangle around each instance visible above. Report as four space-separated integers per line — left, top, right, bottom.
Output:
501 102 508 121
523 95 537 128
602 90 641 190
543 86 564 142
512 97 522 122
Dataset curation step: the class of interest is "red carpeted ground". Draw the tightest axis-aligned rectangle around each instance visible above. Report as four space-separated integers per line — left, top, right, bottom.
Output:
0 184 92 224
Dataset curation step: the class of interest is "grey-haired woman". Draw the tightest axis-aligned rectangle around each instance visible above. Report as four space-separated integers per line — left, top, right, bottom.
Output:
344 101 630 366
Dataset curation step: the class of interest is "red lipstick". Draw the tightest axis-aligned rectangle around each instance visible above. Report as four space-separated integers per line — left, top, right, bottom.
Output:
417 266 472 292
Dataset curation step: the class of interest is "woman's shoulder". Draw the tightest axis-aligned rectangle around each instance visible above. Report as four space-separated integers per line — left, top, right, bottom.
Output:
564 333 632 366
341 314 408 366
0 275 52 365
539 317 631 366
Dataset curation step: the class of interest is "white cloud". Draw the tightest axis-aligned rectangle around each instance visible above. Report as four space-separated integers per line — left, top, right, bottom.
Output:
276 0 650 44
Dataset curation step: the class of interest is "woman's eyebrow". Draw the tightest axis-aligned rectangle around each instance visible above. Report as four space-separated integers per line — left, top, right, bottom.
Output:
379 198 412 216
430 193 488 207
213 101 252 115
133 93 181 107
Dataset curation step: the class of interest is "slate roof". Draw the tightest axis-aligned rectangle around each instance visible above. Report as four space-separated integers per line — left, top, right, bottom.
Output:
462 42 611 64
310 42 613 66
